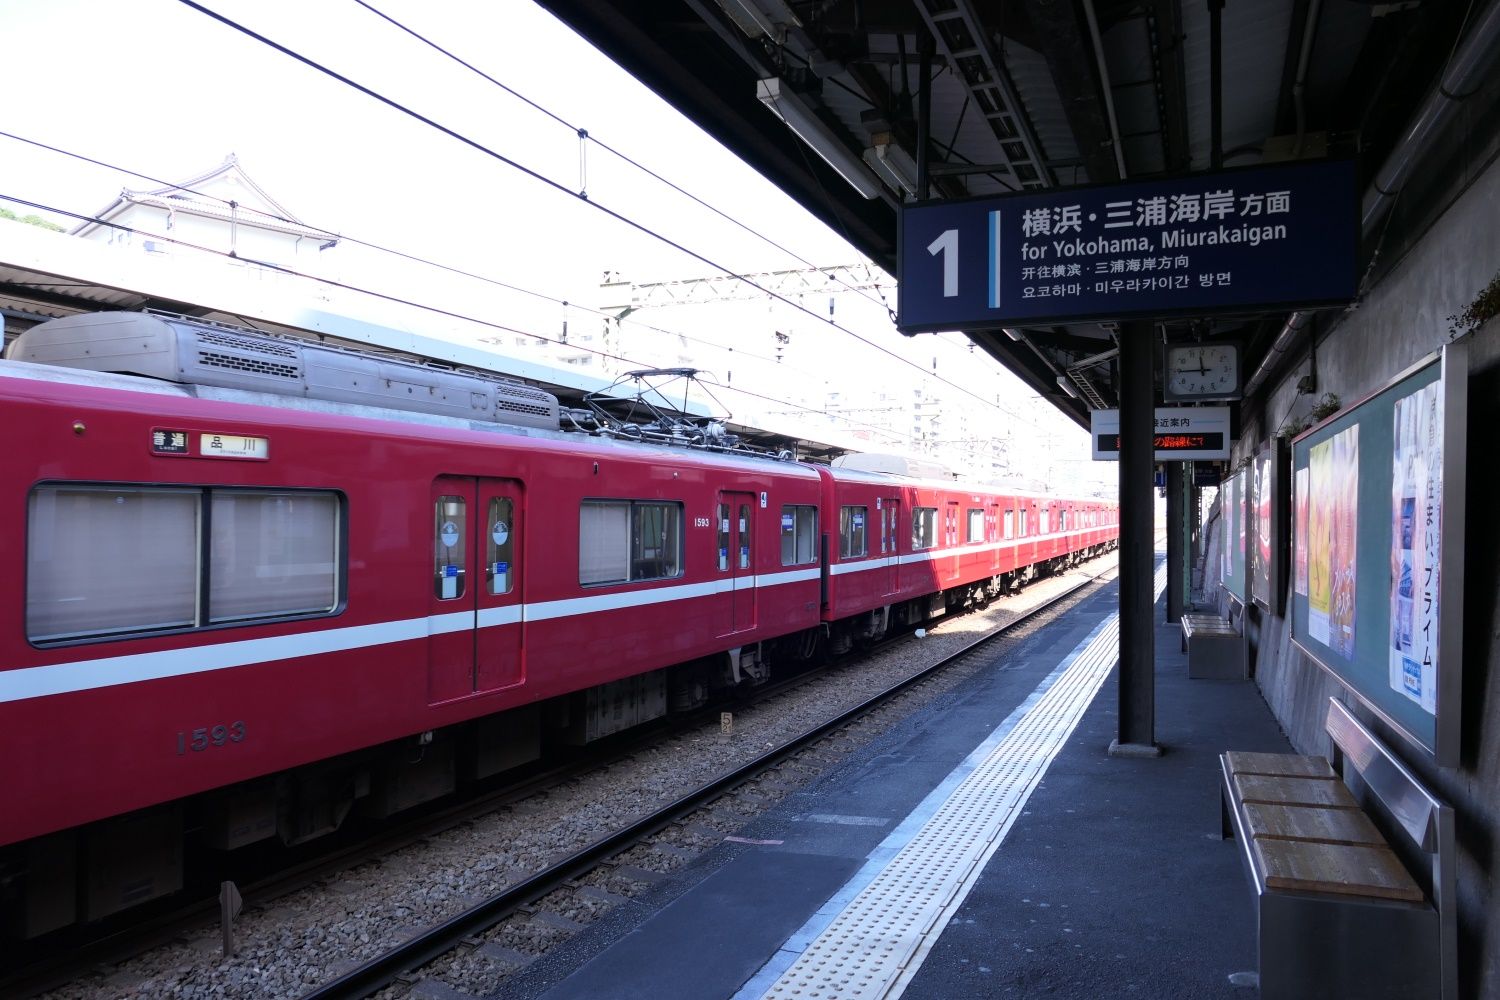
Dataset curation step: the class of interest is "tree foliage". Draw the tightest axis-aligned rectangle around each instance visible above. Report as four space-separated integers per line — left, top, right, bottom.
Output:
0 206 66 232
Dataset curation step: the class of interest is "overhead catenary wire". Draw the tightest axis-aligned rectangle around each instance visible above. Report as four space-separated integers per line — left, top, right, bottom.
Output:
346 0 894 315
0 129 786 368
0 131 1050 440
172 0 1046 427
0 191 917 445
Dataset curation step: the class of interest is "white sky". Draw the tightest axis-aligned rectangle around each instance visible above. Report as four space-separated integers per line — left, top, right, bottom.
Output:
0 0 1107 491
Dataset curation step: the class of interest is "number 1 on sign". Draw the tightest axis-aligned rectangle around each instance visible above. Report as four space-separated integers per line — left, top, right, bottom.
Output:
927 229 958 298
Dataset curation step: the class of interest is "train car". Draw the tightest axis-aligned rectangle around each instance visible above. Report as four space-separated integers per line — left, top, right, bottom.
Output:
817 462 1118 653
0 311 1115 938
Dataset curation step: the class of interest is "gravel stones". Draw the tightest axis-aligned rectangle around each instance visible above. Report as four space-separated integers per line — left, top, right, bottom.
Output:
44 560 1108 1000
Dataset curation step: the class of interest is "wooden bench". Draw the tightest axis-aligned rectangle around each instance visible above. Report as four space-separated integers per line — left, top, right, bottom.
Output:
1181 600 1246 679
1221 698 1455 1000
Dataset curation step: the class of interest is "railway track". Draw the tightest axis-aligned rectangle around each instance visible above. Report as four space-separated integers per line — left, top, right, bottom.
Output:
310 564 1115 1000
17 557 1114 1000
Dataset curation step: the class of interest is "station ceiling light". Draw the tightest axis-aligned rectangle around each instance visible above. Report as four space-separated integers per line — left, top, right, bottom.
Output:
863 136 920 197
756 78 883 200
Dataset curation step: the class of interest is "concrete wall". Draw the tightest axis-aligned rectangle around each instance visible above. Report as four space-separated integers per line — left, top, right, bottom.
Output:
1234 148 1500 995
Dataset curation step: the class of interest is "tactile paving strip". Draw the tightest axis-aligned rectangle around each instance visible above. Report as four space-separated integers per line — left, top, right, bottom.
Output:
758 566 1164 1000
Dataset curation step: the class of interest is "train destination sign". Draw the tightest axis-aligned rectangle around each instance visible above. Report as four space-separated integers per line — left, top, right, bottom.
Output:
897 159 1356 331
1091 406 1231 461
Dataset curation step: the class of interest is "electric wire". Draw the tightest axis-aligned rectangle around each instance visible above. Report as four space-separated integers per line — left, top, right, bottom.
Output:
172 0 1042 426
347 0 894 316
0 191 916 445
0 131 1044 442
0 129 788 368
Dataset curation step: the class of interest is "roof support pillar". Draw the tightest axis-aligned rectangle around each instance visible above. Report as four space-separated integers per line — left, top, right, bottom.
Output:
1111 322 1161 757
1166 460 1188 622
917 32 934 200
1209 0 1225 169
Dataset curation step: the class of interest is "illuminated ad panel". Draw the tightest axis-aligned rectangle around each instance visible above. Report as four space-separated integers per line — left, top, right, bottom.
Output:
897 159 1356 331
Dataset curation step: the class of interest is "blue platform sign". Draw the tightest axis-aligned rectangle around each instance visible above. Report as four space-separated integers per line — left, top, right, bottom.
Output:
897 159 1357 332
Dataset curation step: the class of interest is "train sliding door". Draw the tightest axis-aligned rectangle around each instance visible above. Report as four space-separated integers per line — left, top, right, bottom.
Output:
880 497 901 596
717 491 757 635
429 476 525 704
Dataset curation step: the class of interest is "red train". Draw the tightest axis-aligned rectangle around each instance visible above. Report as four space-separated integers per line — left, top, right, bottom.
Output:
0 312 1117 937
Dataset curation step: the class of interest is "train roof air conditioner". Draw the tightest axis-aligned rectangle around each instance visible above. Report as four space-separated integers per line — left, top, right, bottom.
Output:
7 311 560 430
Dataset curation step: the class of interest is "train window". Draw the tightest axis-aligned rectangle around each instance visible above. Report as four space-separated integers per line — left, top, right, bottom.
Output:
580 500 683 585
632 503 682 580
1041 509 1051 534
780 505 818 565
717 503 730 571
911 507 938 550
966 508 984 542
1003 509 1015 539
211 491 339 621
434 495 467 600
486 498 515 595
27 485 199 642
738 504 752 569
839 505 867 558
27 484 343 644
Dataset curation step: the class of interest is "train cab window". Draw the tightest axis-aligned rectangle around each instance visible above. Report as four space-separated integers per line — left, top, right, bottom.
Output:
212 491 340 621
580 500 683 585
911 507 938 550
781 504 818 565
486 498 515 595
839 505 867 558
434 495 467 600
966 508 984 543
27 484 342 644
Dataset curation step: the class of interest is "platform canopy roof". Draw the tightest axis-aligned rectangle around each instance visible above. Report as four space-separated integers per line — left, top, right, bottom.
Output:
536 0 1491 426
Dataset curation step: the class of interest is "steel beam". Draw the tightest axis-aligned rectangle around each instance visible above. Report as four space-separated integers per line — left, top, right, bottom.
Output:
1112 322 1159 756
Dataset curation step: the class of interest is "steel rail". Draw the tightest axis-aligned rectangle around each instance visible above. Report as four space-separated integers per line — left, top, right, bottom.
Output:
301 565 1113 999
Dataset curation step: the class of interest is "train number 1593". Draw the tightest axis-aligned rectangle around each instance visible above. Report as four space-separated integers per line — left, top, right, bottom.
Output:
176 721 247 755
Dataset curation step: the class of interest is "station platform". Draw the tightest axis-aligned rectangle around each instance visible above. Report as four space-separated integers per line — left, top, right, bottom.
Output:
503 564 1294 1000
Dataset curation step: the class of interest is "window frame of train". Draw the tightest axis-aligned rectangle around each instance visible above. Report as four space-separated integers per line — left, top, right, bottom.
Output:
781 504 819 566
966 507 985 542
25 482 345 646
579 499 685 586
911 506 939 550
839 505 868 559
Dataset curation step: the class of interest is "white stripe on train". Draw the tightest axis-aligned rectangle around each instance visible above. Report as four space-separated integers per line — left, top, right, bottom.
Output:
0 534 1106 705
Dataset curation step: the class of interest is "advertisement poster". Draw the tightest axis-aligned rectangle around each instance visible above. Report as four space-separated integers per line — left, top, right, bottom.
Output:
1328 425 1360 659
1238 472 1249 583
1308 439 1333 642
1294 467 1309 596
1252 450 1272 604
1390 382 1443 711
1221 477 1234 581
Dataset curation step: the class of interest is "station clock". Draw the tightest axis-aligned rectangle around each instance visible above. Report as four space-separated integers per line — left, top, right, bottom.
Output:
1163 341 1242 401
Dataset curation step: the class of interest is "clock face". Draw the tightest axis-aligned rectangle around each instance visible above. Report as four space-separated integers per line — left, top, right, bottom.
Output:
1166 344 1239 398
